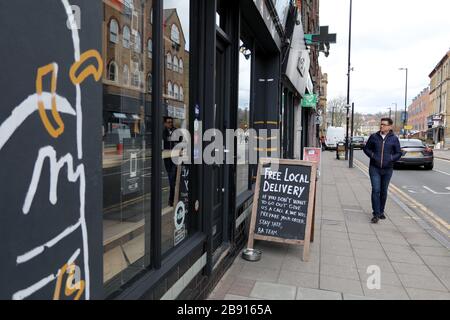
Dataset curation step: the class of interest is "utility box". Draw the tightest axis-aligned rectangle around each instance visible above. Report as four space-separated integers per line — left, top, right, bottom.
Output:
336 142 346 160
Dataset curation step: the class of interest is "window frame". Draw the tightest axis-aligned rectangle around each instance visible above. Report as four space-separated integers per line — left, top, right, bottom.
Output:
134 31 142 53
166 52 172 70
123 25 131 48
179 58 183 73
173 83 179 100
109 18 119 44
170 24 180 44
173 56 179 72
108 60 118 82
167 81 173 97
147 38 153 58
147 73 152 93
123 64 130 86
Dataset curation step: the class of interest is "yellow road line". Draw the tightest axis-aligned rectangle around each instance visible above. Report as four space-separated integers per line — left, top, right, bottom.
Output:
353 159 450 234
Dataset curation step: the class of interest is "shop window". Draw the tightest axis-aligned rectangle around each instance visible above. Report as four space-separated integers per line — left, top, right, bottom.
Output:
173 56 179 73
102 0 151 297
108 61 118 82
236 40 252 196
123 25 131 48
162 0 193 256
109 19 119 44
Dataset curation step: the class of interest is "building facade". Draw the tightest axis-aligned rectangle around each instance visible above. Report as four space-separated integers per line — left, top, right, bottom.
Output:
408 87 431 135
428 50 450 147
318 70 328 138
0 0 321 300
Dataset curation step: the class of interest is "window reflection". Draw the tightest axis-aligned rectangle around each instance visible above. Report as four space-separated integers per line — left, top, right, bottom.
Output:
102 0 153 295
237 40 251 196
162 0 191 255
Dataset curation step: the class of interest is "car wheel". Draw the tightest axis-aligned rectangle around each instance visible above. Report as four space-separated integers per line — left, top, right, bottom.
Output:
424 163 433 170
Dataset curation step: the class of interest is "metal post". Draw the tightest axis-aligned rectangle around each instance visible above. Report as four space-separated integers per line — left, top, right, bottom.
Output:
399 67 408 138
349 102 354 168
393 102 397 134
345 105 350 160
404 68 408 138
345 0 353 160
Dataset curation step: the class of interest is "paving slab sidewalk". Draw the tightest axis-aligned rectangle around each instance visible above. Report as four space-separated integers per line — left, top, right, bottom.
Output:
434 149 450 161
208 151 450 300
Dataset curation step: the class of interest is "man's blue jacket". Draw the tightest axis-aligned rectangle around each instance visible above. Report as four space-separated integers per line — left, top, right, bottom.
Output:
363 131 402 169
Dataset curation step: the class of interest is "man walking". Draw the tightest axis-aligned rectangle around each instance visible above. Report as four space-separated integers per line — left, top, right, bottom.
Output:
363 118 402 223
163 116 177 207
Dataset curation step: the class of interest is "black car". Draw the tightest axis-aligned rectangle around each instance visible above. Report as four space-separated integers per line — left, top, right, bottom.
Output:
395 139 434 170
351 136 365 149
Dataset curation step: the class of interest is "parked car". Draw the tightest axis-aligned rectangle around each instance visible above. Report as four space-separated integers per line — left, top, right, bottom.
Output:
351 136 365 149
325 127 345 150
395 139 434 170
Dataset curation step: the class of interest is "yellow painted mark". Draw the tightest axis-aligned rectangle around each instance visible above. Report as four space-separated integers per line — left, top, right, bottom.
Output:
253 121 279 126
36 63 64 138
53 263 85 300
255 136 278 140
253 148 278 152
70 50 103 84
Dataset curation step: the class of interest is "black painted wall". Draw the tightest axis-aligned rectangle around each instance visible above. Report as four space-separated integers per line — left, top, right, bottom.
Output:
0 0 103 299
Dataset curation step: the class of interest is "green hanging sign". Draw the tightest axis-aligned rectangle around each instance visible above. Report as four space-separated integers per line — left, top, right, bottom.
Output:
301 94 318 109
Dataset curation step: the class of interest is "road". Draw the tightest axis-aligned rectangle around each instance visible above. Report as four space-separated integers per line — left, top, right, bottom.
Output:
352 149 450 225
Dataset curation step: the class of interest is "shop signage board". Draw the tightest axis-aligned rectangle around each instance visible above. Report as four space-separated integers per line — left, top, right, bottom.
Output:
121 138 143 195
247 158 317 261
173 161 189 246
0 1 103 299
303 147 321 164
301 94 318 109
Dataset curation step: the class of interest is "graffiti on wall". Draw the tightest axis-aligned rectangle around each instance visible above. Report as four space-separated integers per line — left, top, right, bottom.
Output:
0 0 102 299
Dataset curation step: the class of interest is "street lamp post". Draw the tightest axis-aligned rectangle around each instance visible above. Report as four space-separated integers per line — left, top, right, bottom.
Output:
393 102 397 134
399 67 408 138
345 0 353 162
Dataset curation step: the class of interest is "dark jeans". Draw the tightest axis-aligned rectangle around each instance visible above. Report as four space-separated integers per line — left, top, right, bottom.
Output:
164 159 177 205
369 165 393 217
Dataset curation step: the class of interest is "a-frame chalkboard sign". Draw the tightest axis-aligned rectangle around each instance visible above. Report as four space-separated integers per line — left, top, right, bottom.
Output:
246 158 317 261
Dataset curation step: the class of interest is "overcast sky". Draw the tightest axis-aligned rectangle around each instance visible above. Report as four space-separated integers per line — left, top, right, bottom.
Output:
319 0 450 114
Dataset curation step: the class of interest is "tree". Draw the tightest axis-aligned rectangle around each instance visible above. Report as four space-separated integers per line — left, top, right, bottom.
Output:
327 96 347 127
353 113 364 135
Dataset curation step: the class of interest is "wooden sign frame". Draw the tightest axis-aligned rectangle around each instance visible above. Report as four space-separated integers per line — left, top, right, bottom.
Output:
246 158 317 261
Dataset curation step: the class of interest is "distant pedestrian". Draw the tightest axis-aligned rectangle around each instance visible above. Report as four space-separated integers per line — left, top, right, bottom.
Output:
163 116 178 207
363 118 402 223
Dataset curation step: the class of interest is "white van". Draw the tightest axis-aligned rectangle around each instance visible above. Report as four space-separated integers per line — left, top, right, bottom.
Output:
325 127 345 150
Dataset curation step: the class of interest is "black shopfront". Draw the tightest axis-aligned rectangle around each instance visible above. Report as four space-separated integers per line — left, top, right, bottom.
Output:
0 0 309 300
